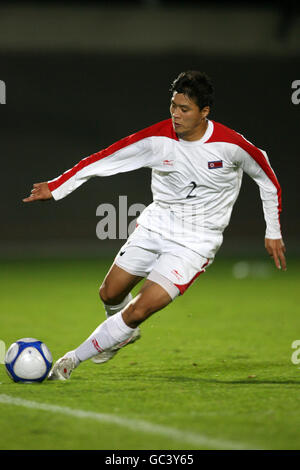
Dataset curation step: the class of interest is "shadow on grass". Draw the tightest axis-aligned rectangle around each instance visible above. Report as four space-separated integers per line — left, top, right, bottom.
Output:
111 360 300 386
151 376 300 386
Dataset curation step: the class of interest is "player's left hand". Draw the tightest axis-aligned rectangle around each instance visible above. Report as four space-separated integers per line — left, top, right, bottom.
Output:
265 238 287 271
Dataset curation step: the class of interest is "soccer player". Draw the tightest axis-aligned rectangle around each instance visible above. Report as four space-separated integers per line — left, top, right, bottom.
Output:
23 71 286 380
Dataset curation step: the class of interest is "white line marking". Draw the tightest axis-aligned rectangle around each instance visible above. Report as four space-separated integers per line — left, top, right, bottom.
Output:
0 393 254 450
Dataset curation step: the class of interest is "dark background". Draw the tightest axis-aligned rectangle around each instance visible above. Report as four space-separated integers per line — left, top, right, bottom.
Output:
0 0 299 258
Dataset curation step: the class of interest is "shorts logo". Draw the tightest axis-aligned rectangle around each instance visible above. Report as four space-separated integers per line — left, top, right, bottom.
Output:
172 269 183 280
208 160 223 169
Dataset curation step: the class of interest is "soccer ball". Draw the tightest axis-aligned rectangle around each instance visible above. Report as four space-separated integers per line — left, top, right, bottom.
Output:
5 338 52 383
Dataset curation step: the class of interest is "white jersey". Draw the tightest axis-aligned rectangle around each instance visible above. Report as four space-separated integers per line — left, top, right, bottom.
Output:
48 119 282 259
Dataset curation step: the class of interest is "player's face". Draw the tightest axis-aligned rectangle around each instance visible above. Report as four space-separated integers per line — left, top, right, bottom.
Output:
170 92 209 141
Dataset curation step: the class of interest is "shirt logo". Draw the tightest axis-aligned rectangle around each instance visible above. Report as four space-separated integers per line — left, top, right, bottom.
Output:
208 160 223 169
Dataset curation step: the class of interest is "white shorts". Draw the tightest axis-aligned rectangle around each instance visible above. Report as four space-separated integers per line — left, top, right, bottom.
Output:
115 225 213 299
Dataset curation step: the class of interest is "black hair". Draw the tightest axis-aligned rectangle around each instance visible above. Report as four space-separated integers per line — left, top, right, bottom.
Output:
170 71 214 110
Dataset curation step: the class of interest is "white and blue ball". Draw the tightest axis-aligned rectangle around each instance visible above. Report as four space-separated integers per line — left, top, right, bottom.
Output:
5 338 52 383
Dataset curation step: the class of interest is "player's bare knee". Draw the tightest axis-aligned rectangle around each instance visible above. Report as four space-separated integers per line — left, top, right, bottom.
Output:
99 283 116 305
99 283 108 303
99 282 127 305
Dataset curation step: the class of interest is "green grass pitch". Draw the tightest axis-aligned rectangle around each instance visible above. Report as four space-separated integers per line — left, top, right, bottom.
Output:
0 256 299 450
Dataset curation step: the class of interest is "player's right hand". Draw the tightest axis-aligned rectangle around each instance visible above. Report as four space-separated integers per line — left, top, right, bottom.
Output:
23 182 53 203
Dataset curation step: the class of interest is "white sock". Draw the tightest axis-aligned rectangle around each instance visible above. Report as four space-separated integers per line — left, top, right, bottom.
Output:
103 293 133 318
74 311 135 362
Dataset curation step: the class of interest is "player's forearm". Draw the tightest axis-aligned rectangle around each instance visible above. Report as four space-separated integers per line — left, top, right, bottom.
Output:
47 169 90 201
259 186 282 239
262 200 282 239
